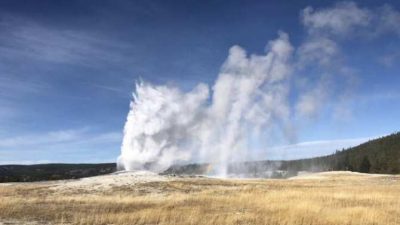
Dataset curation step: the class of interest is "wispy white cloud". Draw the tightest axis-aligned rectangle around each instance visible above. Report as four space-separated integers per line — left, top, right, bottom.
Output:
357 91 400 104
301 2 370 37
0 160 53 165
301 2 400 38
0 128 121 149
378 52 400 67
90 83 131 98
0 14 135 68
263 135 382 160
0 76 49 99
295 76 330 118
297 37 339 68
0 127 122 164
0 14 138 131
294 1 400 121
376 4 400 36
0 128 86 148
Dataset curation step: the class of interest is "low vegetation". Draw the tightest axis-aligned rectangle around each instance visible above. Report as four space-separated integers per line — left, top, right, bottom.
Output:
281 132 400 174
1 172 399 225
0 163 116 182
165 132 400 176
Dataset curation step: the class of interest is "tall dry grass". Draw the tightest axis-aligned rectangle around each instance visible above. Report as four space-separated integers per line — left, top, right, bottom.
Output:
0 172 399 225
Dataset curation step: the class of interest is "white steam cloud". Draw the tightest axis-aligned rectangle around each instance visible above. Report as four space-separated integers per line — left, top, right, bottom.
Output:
117 2 400 175
118 32 294 175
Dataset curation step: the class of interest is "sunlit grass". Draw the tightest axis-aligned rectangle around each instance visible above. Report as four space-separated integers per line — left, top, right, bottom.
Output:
0 172 399 225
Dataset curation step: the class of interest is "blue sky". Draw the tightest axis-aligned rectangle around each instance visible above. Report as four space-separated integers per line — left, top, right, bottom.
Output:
1 0 400 164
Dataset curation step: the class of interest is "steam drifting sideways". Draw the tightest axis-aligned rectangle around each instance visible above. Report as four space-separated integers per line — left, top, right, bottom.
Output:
118 32 297 176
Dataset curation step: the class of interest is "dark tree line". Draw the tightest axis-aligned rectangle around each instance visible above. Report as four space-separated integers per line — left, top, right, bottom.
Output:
279 132 400 174
166 132 400 177
0 163 116 182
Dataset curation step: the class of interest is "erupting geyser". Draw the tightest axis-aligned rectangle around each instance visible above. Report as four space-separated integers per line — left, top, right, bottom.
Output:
118 32 294 176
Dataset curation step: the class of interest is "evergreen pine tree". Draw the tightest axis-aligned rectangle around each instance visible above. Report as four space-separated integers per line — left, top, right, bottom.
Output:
359 156 371 173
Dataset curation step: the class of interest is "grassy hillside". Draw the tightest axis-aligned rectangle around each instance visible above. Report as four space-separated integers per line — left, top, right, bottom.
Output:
0 163 116 182
165 132 400 176
281 132 400 174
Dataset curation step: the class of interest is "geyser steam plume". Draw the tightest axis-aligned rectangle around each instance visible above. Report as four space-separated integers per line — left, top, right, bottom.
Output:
118 32 294 176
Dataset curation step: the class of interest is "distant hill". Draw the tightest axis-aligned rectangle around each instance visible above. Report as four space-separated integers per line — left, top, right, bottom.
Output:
1 132 399 182
164 132 400 177
0 163 116 182
280 132 400 174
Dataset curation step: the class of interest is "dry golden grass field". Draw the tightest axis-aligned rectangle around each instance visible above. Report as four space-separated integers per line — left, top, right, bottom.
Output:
0 171 399 225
